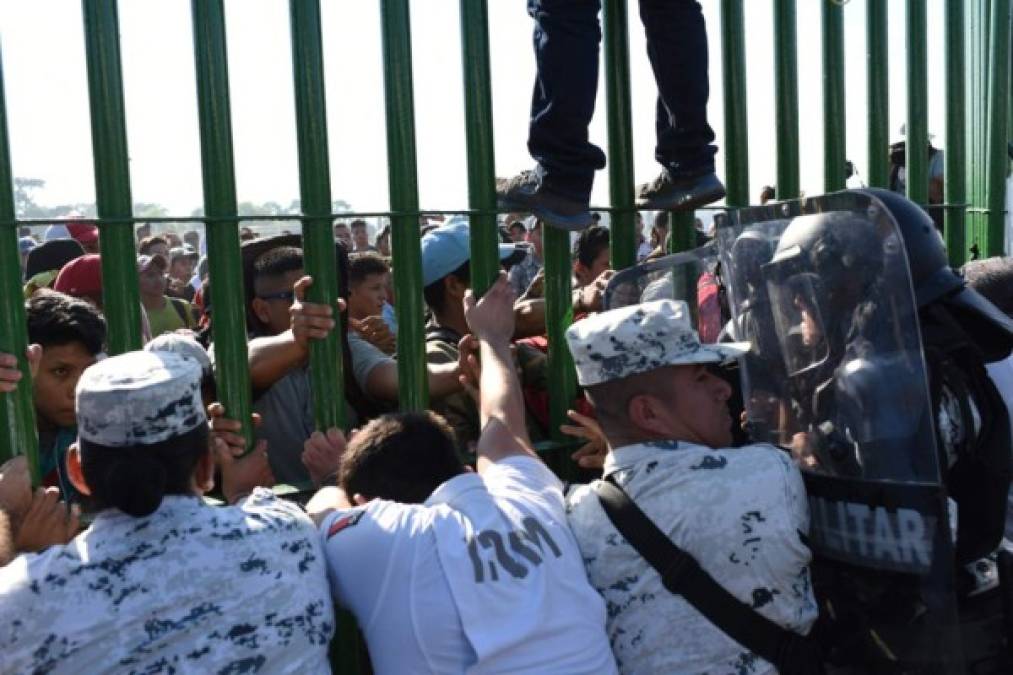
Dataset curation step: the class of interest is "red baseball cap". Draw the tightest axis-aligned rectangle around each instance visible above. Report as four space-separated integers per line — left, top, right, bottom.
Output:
54 254 103 300
66 221 99 245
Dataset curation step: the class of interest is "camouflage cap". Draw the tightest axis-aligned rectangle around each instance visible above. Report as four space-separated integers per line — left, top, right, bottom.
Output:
564 299 751 387
144 332 212 377
76 350 206 447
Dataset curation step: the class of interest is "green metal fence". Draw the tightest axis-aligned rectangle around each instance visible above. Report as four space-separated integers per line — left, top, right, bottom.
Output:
0 0 1010 668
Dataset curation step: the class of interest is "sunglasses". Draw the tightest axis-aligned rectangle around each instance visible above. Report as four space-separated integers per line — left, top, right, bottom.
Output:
257 290 295 302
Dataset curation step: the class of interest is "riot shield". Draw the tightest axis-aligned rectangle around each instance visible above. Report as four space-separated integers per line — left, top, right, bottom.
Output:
717 193 964 672
603 243 723 337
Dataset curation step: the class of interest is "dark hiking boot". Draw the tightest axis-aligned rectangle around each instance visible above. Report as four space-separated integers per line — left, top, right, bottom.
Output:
496 170 593 231
636 170 726 211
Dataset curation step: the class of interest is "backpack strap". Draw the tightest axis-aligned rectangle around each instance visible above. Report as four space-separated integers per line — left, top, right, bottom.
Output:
169 297 193 328
595 476 824 675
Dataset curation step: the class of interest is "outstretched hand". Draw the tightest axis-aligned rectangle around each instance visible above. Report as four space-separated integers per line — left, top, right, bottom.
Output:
302 427 349 488
290 275 344 348
213 437 275 503
207 402 261 456
0 456 33 521
14 488 79 552
463 272 516 345
562 409 608 470
206 402 274 501
0 345 42 393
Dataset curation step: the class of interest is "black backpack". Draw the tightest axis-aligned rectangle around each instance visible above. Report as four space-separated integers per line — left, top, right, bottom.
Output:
920 302 1012 564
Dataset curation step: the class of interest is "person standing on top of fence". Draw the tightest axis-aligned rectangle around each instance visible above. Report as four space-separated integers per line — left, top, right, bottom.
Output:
498 0 725 230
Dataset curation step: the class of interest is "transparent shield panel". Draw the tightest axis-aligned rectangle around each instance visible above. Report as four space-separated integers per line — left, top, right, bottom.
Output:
603 243 724 344
719 196 941 486
717 194 963 672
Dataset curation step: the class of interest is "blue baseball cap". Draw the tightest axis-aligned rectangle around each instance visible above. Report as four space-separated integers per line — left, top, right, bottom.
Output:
421 218 524 286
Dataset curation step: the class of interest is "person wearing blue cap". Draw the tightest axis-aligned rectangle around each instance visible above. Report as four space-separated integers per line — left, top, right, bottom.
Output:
421 219 550 456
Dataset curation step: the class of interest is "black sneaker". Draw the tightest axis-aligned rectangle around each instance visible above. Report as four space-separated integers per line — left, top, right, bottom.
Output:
636 170 726 211
496 170 593 231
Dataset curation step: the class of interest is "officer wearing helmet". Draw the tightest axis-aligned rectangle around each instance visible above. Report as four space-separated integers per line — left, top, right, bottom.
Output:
725 188 1013 672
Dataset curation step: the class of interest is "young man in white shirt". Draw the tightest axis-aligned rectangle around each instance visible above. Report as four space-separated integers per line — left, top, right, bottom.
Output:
564 299 818 675
305 273 617 674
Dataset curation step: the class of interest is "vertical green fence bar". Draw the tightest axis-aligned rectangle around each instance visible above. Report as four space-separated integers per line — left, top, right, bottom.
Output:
821 0 846 192
379 0 426 411
0 51 40 482
191 0 253 450
984 0 1010 257
603 0 636 271
720 0 749 207
82 0 141 354
905 0 928 206
774 0 800 199
944 0 966 263
669 211 696 253
459 0 498 297
965 0 988 255
866 0 889 189
289 0 345 431
542 227 575 453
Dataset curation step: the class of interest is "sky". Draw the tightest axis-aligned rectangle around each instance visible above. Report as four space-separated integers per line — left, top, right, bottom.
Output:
1 0 948 221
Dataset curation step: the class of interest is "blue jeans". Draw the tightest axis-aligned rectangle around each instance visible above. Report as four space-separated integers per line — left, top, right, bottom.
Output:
527 0 717 202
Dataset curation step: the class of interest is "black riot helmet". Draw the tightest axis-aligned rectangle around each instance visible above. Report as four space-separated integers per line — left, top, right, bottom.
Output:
859 188 1013 361
763 211 884 376
857 188 960 306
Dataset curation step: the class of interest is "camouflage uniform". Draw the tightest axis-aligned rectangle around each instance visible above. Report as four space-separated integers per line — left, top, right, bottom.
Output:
0 489 334 673
0 351 334 673
563 300 817 674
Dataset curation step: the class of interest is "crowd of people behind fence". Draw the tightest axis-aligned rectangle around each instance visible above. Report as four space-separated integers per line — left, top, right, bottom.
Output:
2 2 1013 672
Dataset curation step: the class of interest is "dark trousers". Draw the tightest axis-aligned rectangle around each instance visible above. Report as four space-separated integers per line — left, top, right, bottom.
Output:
527 0 717 202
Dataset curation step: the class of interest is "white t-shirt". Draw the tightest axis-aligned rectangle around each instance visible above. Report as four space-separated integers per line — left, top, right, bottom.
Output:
567 440 818 675
320 455 617 675
0 489 333 674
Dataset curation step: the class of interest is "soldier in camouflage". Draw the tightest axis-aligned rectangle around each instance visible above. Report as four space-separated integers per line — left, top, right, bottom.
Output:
0 350 334 673
564 299 818 674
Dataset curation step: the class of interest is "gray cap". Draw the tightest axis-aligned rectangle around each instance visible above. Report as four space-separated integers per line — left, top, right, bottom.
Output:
76 351 206 447
564 300 750 386
144 332 212 377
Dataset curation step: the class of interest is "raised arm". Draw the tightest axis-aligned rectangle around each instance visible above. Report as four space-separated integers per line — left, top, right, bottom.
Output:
464 273 537 471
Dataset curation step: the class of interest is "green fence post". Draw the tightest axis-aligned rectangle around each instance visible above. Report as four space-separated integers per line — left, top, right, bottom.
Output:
542 226 575 458
906 0 929 206
822 0 846 192
191 0 254 450
720 0 749 207
0 50 40 482
603 0 636 271
944 0 966 263
289 0 346 432
459 0 498 297
669 211 696 253
984 0 1010 257
774 0 800 199
82 0 142 353
866 0 889 189
379 0 426 411
965 0 989 256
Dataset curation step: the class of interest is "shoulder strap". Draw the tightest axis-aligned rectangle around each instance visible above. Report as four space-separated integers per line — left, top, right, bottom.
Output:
169 297 193 328
595 476 824 675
